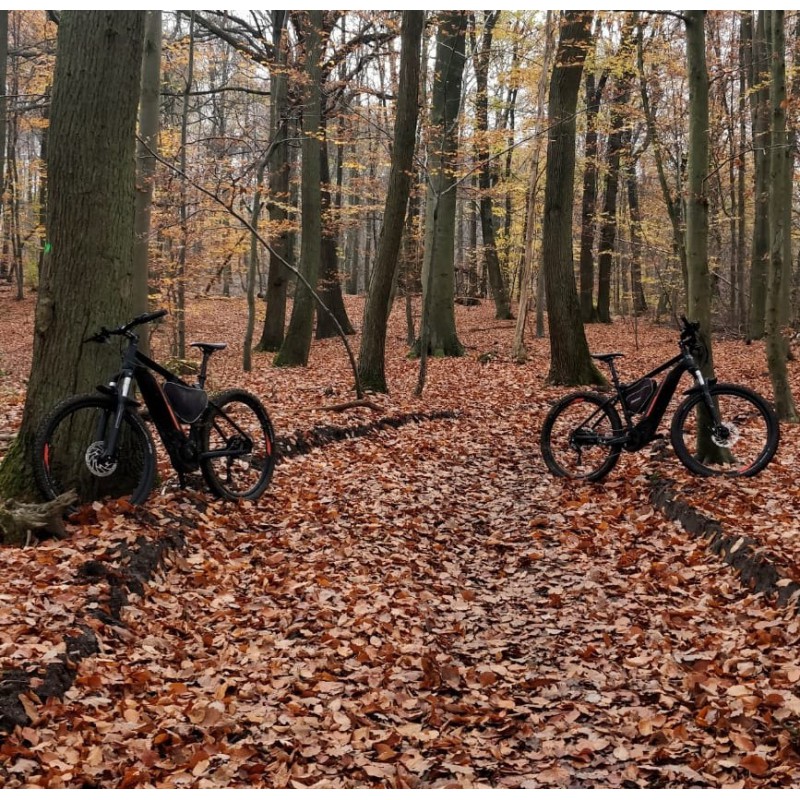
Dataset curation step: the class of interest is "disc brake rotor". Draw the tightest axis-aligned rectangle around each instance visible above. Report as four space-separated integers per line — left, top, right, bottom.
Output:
85 441 118 477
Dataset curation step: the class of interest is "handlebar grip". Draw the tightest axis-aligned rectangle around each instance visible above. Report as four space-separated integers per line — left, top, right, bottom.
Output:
130 309 168 327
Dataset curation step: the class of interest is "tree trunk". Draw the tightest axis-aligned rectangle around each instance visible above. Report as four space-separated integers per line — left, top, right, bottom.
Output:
578 66 606 323
274 11 324 367
513 11 554 361
542 11 603 386
747 11 770 340
175 11 195 360
256 12 291 352
635 13 687 301
765 11 798 421
474 11 512 320
315 119 355 340
357 10 423 393
0 11 7 273
685 11 713 365
596 73 630 324
685 9 728 464
133 11 162 357
0 11 145 501
626 159 648 316
416 11 467 364
243 158 266 372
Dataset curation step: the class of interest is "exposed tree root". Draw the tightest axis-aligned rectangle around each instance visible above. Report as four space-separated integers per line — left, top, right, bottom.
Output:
0 491 77 545
649 476 800 607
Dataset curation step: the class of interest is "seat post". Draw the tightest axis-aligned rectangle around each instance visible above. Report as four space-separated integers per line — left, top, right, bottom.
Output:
606 359 623 393
197 353 211 388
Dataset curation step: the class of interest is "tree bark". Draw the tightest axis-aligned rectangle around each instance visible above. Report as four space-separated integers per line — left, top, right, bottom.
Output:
747 12 770 340
473 11 512 320
274 11 324 367
578 66 606 323
513 11 554 361
765 11 798 421
635 13 687 301
133 11 162 357
596 72 630 324
416 11 468 362
685 10 713 367
315 118 355 339
257 11 291 352
0 11 145 501
542 11 603 386
357 10 423 393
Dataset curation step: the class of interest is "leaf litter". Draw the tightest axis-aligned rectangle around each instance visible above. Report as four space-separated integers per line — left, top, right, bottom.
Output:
1 294 800 787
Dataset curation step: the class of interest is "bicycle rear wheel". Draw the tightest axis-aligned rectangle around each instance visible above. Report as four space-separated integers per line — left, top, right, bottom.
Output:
199 389 276 500
33 394 156 506
670 383 779 477
540 391 623 480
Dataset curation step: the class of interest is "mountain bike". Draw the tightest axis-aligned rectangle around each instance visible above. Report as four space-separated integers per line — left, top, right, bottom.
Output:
33 309 276 507
540 317 779 480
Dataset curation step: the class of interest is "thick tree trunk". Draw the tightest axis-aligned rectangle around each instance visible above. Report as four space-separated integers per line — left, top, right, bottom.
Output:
474 11 512 320
0 11 145 501
765 11 798 421
685 11 713 364
357 11 423 393
542 11 603 386
416 11 467 362
274 11 324 367
133 11 162 357
257 11 291 352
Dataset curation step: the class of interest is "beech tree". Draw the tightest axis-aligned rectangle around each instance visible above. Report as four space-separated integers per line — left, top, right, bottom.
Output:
357 11 424 393
417 11 468 360
0 11 145 499
274 11 324 368
542 11 603 386
764 10 798 422
473 11 512 321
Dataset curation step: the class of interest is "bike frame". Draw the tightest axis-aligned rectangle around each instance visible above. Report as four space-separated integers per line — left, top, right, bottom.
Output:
585 341 718 453
100 333 250 477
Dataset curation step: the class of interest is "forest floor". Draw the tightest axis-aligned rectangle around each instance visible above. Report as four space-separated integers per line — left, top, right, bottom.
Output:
1 290 800 788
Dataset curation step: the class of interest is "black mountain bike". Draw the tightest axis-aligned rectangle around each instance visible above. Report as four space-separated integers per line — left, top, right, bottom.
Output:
540 317 779 480
33 310 276 507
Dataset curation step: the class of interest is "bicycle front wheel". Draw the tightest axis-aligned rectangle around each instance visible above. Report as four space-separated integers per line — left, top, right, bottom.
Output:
33 394 156 506
670 383 779 477
540 391 623 481
199 389 276 500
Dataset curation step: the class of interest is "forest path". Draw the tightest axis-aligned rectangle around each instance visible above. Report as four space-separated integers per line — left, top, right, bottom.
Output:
3 394 799 787
2 296 800 787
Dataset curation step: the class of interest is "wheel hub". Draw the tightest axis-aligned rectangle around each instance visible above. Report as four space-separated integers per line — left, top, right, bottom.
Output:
85 442 117 477
712 423 739 448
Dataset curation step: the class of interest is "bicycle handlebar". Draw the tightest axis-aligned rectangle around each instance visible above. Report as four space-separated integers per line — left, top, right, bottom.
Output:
83 309 168 343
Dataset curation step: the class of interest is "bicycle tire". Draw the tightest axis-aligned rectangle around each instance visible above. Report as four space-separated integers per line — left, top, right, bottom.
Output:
540 391 623 481
670 383 779 477
199 389 276 500
33 393 156 506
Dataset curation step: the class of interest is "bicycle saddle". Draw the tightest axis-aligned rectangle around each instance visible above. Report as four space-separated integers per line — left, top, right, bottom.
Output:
191 342 227 354
590 352 623 363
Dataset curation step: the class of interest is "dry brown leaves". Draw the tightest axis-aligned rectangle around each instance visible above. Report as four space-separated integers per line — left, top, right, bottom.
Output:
1 290 800 787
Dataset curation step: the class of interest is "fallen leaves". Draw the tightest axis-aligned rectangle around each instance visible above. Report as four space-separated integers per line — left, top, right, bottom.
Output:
2 297 800 787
